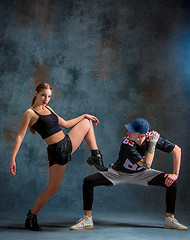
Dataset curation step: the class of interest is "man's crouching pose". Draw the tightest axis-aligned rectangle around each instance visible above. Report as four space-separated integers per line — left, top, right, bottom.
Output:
70 118 188 230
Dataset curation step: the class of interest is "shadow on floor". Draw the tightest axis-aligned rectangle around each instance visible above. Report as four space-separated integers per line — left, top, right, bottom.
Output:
0 219 164 231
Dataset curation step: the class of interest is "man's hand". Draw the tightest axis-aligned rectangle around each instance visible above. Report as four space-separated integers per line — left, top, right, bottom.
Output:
164 173 178 187
149 131 160 144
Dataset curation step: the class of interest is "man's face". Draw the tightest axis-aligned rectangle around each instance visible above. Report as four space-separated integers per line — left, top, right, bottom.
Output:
127 132 145 141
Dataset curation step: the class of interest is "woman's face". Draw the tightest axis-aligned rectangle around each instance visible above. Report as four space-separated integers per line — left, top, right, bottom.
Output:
35 88 52 106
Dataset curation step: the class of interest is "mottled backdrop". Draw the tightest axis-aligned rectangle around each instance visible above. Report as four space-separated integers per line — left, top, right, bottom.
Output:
0 0 190 216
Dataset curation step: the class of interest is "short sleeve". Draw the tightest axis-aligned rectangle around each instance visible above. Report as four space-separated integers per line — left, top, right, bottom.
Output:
156 136 175 152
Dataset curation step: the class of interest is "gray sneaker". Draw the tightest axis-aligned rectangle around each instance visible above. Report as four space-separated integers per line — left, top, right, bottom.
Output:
164 215 188 230
70 216 93 230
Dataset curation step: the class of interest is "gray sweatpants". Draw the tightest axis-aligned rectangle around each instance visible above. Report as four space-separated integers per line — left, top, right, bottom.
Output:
100 167 163 186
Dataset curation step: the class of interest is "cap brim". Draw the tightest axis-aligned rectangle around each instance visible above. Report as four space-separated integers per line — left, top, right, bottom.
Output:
124 124 137 133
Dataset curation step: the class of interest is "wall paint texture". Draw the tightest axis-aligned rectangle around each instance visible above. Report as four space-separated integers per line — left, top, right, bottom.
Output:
0 0 190 214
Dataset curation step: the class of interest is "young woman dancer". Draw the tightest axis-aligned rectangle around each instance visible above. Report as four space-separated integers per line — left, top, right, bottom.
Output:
9 82 107 231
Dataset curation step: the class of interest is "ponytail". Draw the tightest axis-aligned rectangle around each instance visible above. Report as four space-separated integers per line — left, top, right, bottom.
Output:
31 96 36 106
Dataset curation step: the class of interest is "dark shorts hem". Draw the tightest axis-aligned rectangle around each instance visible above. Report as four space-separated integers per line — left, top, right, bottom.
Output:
47 135 72 167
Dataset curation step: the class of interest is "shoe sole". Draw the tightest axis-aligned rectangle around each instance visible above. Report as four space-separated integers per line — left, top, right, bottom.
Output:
164 226 188 230
25 228 42 231
70 226 93 230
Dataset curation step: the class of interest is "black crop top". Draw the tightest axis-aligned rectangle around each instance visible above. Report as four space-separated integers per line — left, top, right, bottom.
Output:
31 106 62 139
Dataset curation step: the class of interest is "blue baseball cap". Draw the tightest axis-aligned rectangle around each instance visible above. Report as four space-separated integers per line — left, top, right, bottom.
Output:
125 118 150 134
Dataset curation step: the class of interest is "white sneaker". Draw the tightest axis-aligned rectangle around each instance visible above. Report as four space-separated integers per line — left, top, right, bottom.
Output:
164 215 188 230
70 216 93 230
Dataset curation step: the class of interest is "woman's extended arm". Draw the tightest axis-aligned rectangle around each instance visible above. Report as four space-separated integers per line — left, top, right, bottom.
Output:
9 110 32 176
47 107 99 129
58 114 99 129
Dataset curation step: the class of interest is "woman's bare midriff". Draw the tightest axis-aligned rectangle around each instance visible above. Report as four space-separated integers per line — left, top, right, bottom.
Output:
45 130 65 145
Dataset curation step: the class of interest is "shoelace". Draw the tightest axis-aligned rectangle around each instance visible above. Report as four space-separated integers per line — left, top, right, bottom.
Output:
99 157 103 166
29 215 39 227
77 217 87 223
96 155 104 166
171 217 179 224
76 217 87 226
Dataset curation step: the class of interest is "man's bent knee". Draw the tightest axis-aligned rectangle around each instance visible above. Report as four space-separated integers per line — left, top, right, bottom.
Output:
83 175 94 187
168 180 177 189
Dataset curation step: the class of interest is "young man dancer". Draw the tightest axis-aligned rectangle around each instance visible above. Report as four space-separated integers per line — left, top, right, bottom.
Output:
70 118 188 230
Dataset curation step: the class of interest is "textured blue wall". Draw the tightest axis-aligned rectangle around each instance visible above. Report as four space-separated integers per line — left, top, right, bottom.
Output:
1 0 190 214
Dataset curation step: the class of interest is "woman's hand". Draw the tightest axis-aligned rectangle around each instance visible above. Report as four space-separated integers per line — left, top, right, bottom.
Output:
164 173 178 187
9 160 16 176
84 114 99 125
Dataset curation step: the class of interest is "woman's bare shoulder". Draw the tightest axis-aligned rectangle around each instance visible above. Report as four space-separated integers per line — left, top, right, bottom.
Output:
24 108 35 118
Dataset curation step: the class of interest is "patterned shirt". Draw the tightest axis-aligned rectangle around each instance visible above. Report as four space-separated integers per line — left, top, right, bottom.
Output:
112 132 175 173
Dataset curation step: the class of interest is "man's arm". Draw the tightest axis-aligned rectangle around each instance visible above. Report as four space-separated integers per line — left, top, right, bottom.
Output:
137 131 160 169
172 145 181 176
164 145 181 187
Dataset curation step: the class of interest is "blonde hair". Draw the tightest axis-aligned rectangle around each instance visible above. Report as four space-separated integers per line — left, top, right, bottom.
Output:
29 82 52 134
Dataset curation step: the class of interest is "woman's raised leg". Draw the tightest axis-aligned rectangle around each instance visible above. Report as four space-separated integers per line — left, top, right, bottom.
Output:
68 119 97 153
68 119 107 171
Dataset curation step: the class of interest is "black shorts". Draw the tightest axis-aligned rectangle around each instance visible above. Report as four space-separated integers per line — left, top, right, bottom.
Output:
47 135 72 167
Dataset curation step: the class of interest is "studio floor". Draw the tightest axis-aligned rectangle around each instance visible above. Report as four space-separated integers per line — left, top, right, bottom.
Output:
0 210 189 240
